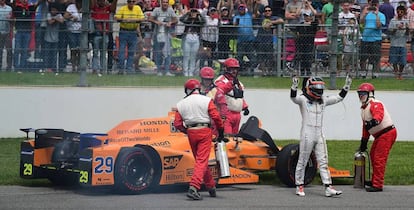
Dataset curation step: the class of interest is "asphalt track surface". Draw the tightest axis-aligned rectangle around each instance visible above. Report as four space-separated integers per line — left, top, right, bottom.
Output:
1 184 413 210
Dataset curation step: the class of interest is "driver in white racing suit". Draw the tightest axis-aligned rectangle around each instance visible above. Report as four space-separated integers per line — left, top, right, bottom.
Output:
290 76 352 197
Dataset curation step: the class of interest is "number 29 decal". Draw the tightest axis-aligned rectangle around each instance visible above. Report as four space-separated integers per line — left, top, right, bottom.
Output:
94 156 114 174
79 171 88 183
23 163 33 176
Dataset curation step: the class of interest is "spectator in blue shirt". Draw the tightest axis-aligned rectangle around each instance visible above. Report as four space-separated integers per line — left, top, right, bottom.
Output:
359 0 385 79
233 3 255 72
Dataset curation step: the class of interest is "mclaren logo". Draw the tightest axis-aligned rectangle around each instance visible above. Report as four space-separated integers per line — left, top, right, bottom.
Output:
163 155 183 170
140 120 169 126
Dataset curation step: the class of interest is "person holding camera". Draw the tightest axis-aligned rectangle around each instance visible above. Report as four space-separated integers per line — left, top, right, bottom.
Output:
359 0 386 79
233 4 255 69
388 5 409 80
180 8 205 77
199 7 219 69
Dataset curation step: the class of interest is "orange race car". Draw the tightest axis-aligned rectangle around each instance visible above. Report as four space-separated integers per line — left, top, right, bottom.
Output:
20 111 351 194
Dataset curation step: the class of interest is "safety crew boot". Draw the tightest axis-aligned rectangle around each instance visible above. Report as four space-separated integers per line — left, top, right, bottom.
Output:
208 187 217 197
325 185 342 197
187 186 202 200
296 185 305 197
366 186 383 192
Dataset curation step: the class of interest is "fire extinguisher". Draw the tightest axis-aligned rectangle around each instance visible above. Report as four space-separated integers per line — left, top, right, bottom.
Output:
353 151 367 188
215 139 230 178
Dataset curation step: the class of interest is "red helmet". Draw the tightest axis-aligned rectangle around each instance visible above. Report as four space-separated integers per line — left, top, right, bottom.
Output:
184 79 201 95
199 67 215 79
357 83 375 92
223 58 240 68
357 83 375 102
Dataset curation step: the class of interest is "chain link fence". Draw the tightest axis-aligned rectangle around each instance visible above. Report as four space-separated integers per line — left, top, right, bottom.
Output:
1 17 413 79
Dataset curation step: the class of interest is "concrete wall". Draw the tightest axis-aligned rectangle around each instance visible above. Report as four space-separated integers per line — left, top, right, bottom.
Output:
1 87 413 141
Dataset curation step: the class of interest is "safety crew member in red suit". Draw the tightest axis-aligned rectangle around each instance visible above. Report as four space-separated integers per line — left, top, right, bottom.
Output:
357 83 397 192
214 58 249 135
199 66 217 96
174 79 225 200
199 66 220 136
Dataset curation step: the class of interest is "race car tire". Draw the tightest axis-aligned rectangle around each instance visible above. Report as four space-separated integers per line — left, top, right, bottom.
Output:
275 143 317 187
114 147 160 194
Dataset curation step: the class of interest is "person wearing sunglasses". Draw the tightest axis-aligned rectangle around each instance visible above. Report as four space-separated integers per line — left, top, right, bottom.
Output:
357 83 397 192
114 0 144 74
255 6 283 75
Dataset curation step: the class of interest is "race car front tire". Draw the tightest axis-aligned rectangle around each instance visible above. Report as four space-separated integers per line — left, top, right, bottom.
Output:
114 147 159 194
275 143 317 187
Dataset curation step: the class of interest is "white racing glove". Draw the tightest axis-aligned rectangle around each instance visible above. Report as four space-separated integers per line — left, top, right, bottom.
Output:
343 75 352 91
291 76 299 90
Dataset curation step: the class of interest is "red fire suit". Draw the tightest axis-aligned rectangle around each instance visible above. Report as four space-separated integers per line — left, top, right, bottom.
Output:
174 93 224 190
201 84 220 137
214 75 248 134
361 99 397 189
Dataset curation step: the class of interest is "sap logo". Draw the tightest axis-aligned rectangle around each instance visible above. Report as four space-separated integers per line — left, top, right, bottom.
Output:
140 120 169 126
163 155 183 170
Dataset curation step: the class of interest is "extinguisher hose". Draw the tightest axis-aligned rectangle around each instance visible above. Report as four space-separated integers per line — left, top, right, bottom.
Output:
365 150 371 182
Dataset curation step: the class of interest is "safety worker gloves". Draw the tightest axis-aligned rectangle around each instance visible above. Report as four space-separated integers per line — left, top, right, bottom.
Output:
243 108 249 116
359 138 369 152
216 129 229 143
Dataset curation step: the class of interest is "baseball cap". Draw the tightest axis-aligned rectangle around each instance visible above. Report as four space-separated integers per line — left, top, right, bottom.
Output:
209 7 217 12
303 11 314 16
221 6 228 11
238 4 246 9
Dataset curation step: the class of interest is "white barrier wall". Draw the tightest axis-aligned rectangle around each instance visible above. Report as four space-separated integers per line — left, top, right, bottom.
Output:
1 87 413 141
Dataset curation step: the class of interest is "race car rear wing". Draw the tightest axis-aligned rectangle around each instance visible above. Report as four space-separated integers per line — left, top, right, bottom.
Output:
237 116 279 155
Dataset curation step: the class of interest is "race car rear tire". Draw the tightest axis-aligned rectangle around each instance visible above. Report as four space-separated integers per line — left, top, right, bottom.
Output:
114 147 160 194
275 143 317 187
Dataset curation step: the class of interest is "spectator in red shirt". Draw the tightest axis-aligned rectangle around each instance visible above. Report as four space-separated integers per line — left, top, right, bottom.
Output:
91 0 118 76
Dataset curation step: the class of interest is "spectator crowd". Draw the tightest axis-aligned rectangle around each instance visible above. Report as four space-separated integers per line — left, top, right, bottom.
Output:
0 0 413 79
